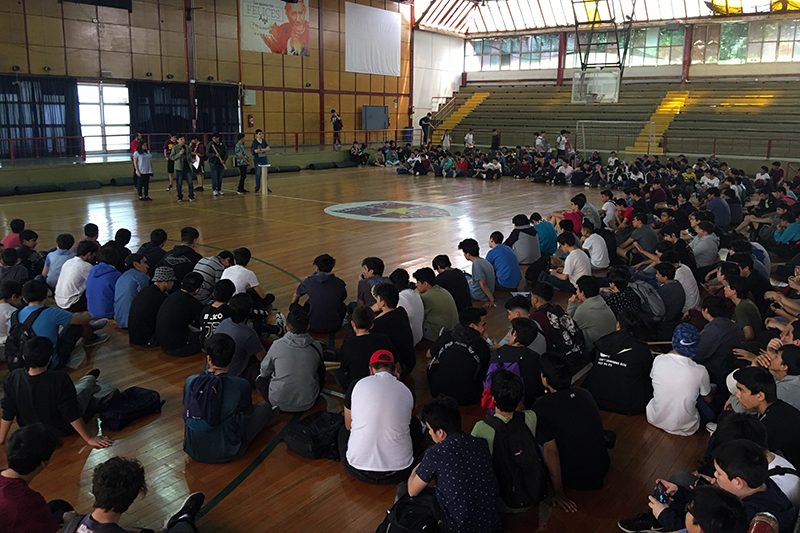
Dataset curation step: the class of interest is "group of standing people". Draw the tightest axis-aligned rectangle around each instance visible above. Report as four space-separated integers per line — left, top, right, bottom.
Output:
129 129 273 202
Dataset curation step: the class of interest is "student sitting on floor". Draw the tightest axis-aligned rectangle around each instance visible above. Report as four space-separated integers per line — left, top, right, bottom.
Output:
155 272 204 356
15 280 108 369
65 456 205 532
646 323 712 436
183 333 276 464
584 310 653 416
340 350 417 485
54 241 99 312
405 396 502 533
471 369 540 513
85 247 122 320
128 267 175 347
534 352 610 511
291 253 347 334
199 279 236 348
413 267 458 342
0 424 75 532
427 307 491 406
0 337 112 449
486 231 522 291
113 253 150 329
221 247 275 309
257 306 323 412
41 233 75 290
215 293 265 384
336 305 395 390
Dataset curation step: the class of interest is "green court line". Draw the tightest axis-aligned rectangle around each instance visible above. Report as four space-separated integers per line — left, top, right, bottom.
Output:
196 412 302 520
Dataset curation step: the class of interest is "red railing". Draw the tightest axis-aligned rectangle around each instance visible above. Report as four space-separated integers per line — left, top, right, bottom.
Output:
2 128 798 166
0 135 86 164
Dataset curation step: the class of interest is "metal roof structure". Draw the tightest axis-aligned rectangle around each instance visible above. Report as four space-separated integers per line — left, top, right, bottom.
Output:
415 0 799 36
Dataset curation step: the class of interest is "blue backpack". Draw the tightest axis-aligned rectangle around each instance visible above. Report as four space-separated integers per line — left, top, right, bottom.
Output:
184 372 223 427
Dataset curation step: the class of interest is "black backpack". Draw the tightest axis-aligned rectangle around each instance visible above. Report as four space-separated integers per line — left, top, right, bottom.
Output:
183 372 223 427
5 307 47 371
375 492 443 533
282 411 344 460
99 386 165 431
485 412 547 509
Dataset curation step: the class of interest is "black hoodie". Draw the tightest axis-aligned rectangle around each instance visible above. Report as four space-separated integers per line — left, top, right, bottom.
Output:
584 330 653 415
428 324 490 405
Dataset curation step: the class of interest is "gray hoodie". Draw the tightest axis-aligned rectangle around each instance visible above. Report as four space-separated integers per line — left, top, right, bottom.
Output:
689 233 720 268
259 332 322 412
567 295 617 353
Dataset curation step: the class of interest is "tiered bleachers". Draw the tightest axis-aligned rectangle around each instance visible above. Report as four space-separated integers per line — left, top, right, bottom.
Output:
437 81 800 160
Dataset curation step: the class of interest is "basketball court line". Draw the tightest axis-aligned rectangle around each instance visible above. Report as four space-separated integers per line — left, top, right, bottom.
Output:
196 413 302 520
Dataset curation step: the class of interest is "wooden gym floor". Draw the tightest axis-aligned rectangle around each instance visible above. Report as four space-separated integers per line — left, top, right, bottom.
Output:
0 168 707 532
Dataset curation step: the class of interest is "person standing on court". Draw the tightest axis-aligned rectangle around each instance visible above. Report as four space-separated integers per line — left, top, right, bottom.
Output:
162 133 177 192
419 113 433 146
331 109 343 149
234 133 251 194
252 129 271 194
206 133 228 197
133 141 153 201
170 135 194 202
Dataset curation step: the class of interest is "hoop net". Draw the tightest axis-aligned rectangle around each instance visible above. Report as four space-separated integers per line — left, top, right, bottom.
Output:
575 120 657 157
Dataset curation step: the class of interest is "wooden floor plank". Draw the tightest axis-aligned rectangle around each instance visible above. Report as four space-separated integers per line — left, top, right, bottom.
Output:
0 168 707 531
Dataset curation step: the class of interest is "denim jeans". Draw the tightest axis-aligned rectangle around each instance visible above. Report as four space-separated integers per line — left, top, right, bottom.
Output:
209 164 224 192
538 272 576 293
176 168 194 200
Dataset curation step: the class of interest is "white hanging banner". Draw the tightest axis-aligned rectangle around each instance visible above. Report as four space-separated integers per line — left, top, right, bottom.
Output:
344 2 401 77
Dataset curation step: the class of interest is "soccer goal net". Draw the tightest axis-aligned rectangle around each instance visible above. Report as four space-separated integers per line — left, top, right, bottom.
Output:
575 120 657 157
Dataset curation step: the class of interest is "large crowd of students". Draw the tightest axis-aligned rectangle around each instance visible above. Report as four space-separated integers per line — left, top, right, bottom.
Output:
2 145 800 532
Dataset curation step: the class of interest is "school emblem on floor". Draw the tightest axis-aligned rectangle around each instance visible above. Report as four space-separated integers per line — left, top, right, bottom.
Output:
324 201 462 222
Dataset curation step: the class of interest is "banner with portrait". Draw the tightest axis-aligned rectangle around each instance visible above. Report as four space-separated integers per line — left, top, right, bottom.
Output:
240 0 310 56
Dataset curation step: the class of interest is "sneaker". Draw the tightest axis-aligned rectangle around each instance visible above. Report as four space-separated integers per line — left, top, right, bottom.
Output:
177 198 183 203
144 196 153 201
164 492 205 530
237 191 246 195
195 186 204 192
189 198 195 202
218 190 224 196
706 422 718 434
167 185 172 191
618 512 663 532
254 188 260 193
85 368 101 379
274 311 286 336
267 188 273 193
84 333 110 348
89 318 109 330
212 190 219 196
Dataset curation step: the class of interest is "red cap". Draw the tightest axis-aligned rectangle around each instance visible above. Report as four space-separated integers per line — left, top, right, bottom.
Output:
369 349 395 365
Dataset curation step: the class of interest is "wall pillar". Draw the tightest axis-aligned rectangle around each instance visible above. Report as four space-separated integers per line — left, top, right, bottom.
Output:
682 24 694 83
556 31 567 86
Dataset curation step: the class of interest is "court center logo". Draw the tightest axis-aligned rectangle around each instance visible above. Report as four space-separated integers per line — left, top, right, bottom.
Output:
324 201 463 222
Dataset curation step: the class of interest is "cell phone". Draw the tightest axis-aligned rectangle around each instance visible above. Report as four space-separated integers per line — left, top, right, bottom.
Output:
653 482 670 504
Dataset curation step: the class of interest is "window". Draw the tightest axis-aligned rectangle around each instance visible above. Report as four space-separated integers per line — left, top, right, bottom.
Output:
465 33 561 71
78 83 130 154
627 27 685 67
693 20 800 64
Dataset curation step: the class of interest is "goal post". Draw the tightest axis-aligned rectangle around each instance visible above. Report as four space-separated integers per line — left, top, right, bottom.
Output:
575 120 657 157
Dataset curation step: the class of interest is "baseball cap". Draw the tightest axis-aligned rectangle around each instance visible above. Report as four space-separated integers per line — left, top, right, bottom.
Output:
672 322 700 359
369 349 395 365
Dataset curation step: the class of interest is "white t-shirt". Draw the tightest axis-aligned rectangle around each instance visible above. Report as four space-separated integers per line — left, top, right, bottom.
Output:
398 288 424 346
581 233 610 269
556 135 567 150
601 200 617 225
675 264 701 313
220 265 259 295
700 175 720 188
770 453 800 507
464 133 474 146
55 257 93 308
347 371 414 472
563 248 592 287
0 302 16 346
646 352 711 436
